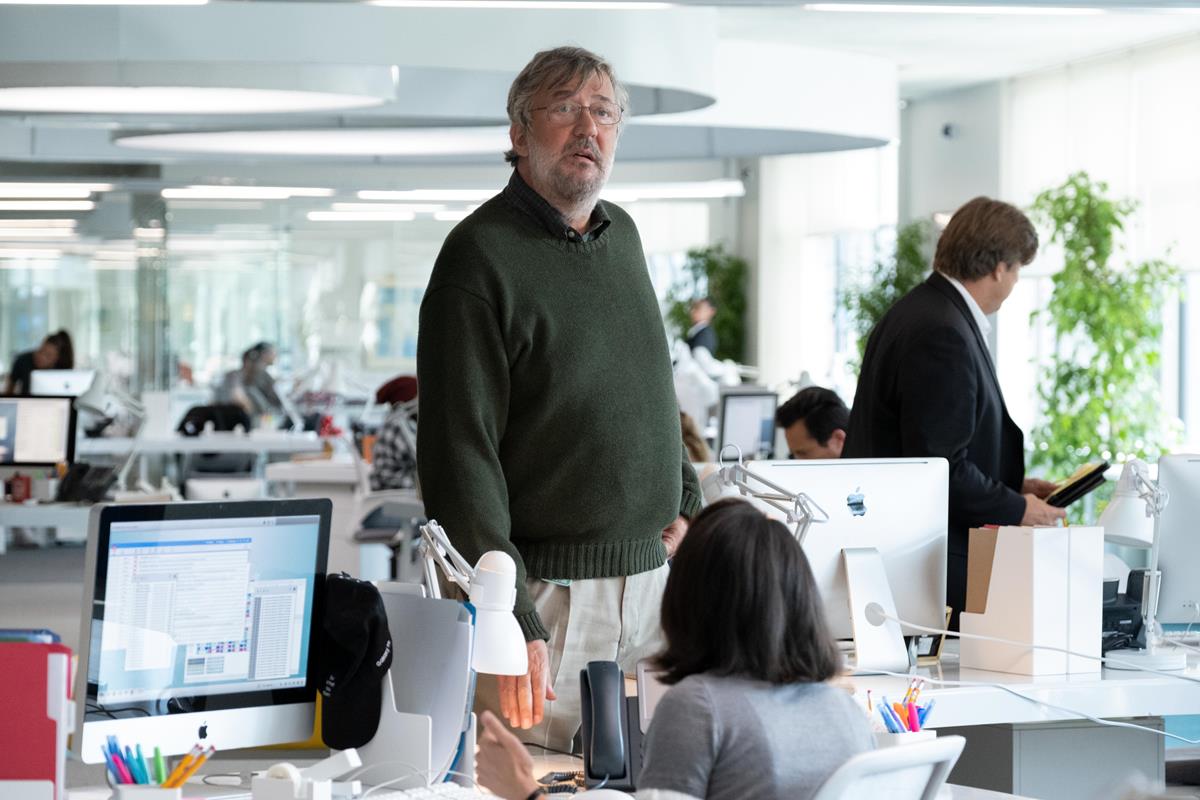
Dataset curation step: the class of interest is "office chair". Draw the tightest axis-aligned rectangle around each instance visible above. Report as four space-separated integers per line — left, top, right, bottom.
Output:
810 735 965 800
177 403 260 498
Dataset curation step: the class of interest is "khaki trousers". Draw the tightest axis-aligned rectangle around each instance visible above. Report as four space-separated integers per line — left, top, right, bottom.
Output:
473 563 670 752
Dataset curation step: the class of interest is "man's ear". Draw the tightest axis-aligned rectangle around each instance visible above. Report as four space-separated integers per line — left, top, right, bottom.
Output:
993 261 1013 281
829 428 847 456
509 122 529 159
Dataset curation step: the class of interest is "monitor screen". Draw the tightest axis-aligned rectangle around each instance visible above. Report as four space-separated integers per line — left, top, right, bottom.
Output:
718 391 778 461
0 396 76 466
30 368 96 397
75 499 330 763
1154 455 1200 624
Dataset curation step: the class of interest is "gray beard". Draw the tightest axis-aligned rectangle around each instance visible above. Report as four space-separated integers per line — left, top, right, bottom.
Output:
529 147 608 222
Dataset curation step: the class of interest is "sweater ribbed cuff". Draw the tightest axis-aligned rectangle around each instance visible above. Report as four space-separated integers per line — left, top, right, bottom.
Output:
679 486 703 520
518 610 550 642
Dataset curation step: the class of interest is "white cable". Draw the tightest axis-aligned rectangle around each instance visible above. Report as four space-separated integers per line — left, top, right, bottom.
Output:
864 604 1200 745
868 667 1200 745
865 603 1200 684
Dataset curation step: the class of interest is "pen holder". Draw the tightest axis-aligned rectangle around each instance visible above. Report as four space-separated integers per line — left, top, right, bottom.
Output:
874 729 937 748
114 787 183 800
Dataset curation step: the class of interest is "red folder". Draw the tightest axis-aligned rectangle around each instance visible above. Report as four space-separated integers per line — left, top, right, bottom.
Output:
0 642 73 800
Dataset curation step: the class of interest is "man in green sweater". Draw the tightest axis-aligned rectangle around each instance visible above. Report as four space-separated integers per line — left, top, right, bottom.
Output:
417 46 702 749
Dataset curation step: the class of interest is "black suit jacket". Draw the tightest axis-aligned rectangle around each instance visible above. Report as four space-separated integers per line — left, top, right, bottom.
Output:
686 324 718 356
844 272 1026 557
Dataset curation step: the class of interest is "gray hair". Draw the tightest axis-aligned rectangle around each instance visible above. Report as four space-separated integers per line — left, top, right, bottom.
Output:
504 46 629 165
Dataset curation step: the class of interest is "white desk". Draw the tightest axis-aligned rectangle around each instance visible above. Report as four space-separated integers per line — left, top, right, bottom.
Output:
849 647 1200 798
0 501 92 553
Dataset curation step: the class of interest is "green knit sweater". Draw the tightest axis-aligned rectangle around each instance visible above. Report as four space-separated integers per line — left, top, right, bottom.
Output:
416 186 702 641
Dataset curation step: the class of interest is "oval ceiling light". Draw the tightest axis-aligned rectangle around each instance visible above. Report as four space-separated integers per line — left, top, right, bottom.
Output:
0 63 395 115
116 126 510 156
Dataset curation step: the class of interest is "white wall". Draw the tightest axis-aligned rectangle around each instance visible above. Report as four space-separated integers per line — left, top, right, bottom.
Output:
900 82 1005 224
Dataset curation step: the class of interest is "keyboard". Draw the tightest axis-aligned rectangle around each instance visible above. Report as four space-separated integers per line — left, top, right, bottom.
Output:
365 783 493 799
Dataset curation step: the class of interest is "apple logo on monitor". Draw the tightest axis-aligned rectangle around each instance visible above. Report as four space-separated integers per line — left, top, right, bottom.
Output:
847 488 866 517
199 722 208 740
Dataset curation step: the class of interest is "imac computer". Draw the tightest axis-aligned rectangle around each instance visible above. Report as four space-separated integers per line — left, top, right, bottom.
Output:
717 391 778 461
73 499 331 764
1153 455 1200 624
30 368 96 397
722 458 949 642
0 396 76 466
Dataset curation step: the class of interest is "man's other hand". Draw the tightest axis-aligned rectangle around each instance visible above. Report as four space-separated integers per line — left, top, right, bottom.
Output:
497 638 557 729
662 515 689 557
1021 494 1067 526
1022 477 1058 499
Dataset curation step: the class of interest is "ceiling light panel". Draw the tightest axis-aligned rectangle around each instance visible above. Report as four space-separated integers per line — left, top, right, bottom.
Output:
162 186 333 200
801 3 1104 13
307 210 417 222
0 182 111 198
0 200 95 211
117 127 510 157
330 202 445 213
0 218 76 228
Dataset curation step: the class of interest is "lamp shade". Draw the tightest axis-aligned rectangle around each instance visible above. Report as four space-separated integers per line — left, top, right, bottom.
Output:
1099 460 1155 547
467 551 527 676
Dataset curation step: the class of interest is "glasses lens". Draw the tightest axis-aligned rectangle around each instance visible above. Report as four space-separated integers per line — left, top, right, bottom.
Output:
592 102 621 125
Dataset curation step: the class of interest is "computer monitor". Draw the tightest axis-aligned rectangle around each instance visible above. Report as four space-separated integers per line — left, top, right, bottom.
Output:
717 458 948 640
0 396 76 466
73 499 331 763
1153 455 1200 624
717 391 777 461
30 368 96 397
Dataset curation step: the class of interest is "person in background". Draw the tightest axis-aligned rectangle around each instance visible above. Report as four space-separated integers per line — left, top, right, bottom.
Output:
3 330 73 396
843 196 1064 627
685 297 718 356
417 46 701 749
370 375 419 491
776 386 849 460
218 342 283 421
475 498 873 800
680 411 710 463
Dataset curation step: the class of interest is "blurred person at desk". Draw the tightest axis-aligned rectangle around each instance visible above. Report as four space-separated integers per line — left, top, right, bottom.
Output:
216 342 284 424
417 46 701 750
843 196 1064 627
475 499 873 800
685 296 718 356
3 329 73 396
776 386 849 460
369 375 418 492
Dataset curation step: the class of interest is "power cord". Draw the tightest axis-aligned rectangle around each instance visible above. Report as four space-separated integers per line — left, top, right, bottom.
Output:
864 604 1200 745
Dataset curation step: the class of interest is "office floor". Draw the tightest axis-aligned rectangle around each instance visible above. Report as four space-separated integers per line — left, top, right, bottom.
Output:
4 542 1200 797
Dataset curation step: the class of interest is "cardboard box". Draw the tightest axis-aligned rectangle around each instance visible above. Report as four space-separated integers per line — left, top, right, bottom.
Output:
960 525 1102 675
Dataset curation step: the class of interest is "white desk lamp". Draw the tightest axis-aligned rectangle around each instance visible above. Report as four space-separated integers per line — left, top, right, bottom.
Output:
419 519 528 676
711 445 829 543
1099 459 1186 671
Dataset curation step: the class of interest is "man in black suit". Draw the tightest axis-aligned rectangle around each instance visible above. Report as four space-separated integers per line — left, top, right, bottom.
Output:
685 297 719 355
843 196 1064 624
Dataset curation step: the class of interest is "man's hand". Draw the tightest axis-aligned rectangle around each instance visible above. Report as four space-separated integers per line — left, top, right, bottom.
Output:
1021 493 1067 526
496 639 557 729
662 515 689 557
476 711 541 800
1022 477 1058 500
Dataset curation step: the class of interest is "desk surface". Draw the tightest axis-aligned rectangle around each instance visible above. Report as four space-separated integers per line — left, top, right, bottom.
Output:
78 432 323 456
849 647 1200 729
264 455 359 485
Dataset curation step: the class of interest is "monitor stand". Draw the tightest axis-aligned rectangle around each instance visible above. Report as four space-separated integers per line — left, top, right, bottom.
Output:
843 547 911 674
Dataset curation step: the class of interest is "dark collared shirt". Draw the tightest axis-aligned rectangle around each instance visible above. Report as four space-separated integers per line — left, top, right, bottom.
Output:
502 169 611 243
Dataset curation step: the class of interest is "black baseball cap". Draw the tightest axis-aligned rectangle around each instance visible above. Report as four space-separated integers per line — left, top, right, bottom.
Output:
318 573 393 750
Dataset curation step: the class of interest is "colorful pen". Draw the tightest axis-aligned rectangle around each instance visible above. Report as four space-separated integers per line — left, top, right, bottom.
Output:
919 698 936 727
101 751 123 785
878 705 900 733
906 701 921 732
154 746 167 785
110 749 134 785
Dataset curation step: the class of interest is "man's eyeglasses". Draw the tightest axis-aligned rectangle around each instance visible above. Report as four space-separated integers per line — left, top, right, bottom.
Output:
530 101 623 127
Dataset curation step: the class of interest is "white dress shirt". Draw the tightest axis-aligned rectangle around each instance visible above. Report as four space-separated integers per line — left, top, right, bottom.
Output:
940 272 993 356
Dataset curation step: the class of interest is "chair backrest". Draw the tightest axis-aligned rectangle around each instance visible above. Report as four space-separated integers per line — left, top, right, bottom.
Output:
810 736 965 800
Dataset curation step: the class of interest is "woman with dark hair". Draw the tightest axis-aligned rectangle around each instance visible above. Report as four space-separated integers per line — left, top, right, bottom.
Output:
3 329 74 396
476 498 873 800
